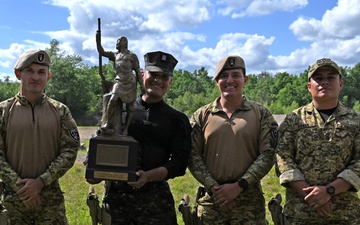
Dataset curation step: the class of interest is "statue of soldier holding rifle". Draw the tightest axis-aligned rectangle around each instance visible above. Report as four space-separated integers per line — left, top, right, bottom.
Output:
96 18 143 136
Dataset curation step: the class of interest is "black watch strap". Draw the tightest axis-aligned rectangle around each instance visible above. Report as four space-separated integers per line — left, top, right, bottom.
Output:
238 179 248 191
326 186 335 196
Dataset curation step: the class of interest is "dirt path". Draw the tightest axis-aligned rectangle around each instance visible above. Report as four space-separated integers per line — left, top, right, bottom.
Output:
79 127 98 142
77 127 98 163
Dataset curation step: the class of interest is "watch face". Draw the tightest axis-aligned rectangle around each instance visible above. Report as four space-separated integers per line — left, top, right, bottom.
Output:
327 186 335 195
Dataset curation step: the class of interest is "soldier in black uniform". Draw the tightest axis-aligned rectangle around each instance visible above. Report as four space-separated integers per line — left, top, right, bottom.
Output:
87 51 191 225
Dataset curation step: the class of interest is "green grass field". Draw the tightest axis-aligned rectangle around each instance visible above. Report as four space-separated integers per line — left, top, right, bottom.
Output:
60 150 286 225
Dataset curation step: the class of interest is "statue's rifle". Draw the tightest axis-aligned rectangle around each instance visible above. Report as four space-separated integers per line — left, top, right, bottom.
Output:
97 18 107 94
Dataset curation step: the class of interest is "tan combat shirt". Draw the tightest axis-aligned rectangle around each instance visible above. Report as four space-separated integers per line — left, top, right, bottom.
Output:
189 96 278 189
0 94 80 191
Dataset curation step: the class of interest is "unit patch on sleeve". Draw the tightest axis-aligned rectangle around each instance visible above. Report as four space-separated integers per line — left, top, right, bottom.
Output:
68 128 80 142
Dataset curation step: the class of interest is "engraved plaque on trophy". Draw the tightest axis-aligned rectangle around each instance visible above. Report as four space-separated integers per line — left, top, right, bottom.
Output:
85 135 140 182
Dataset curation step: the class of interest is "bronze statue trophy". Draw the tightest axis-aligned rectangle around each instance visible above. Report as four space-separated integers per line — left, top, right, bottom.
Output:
85 18 142 182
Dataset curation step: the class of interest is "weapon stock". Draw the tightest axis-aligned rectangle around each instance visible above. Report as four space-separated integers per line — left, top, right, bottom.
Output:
87 186 100 225
97 18 107 94
178 186 205 225
268 193 290 225
178 194 193 225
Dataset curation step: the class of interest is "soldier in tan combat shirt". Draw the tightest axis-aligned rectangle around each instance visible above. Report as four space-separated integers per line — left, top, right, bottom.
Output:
276 58 360 225
188 55 278 224
0 50 80 224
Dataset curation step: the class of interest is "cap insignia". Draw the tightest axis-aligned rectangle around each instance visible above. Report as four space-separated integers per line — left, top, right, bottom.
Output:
37 53 45 63
161 54 167 61
229 58 235 67
316 58 332 66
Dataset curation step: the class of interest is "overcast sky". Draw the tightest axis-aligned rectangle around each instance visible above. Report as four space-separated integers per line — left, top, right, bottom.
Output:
1 0 359 81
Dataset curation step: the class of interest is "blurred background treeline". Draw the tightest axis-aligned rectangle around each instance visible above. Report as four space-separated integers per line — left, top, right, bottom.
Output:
2 39 360 125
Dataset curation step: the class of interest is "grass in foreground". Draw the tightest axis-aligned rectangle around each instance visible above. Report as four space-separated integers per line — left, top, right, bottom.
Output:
60 151 285 225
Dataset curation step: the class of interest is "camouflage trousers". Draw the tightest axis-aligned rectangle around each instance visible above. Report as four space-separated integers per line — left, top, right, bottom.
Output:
286 216 360 225
1 202 9 225
103 181 177 225
197 187 268 225
3 185 68 225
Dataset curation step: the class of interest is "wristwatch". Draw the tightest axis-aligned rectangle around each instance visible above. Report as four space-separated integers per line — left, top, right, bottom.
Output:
326 186 335 196
237 179 248 191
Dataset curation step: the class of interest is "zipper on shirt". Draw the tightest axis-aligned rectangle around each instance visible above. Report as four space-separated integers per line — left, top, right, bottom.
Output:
31 104 36 123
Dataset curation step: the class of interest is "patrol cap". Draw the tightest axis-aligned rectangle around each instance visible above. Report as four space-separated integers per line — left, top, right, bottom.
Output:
214 55 246 80
144 51 178 76
14 50 51 70
308 58 341 80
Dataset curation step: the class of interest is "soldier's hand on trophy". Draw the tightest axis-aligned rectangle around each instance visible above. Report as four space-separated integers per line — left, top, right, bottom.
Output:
128 170 147 189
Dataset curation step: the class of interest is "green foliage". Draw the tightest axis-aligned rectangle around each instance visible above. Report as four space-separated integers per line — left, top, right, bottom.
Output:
271 72 309 108
269 100 299 114
169 91 205 115
340 63 360 107
244 70 311 109
166 68 218 115
244 71 274 105
353 100 360 112
0 77 19 101
45 40 103 125
60 160 105 225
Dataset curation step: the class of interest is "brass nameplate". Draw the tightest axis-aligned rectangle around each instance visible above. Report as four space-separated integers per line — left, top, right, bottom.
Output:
94 171 129 181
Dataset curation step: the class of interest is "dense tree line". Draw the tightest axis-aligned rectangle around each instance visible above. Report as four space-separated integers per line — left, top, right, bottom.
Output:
1 40 360 125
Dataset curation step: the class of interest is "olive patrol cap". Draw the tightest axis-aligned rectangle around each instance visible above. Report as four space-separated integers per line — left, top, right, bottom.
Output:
214 55 246 80
14 50 51 70
144 51 178 76
308 58 341 80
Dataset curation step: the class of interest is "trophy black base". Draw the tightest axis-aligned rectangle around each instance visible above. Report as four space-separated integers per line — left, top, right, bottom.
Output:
85 135 140 182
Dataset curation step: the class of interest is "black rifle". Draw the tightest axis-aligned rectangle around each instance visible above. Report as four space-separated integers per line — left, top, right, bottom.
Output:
97 18 107 94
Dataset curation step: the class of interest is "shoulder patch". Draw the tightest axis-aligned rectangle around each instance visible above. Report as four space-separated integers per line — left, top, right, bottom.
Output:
68 128 80 142
271 129 278 148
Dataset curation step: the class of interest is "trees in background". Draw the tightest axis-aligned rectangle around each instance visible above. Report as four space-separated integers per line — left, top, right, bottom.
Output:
1 39 360 125
340 64 360 109
45 40 104 125
167 67 218 115
0 76 18 101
